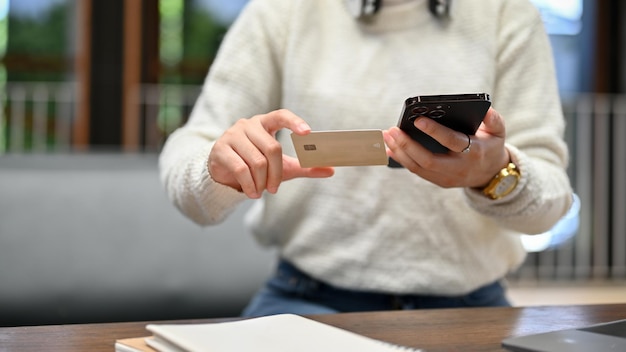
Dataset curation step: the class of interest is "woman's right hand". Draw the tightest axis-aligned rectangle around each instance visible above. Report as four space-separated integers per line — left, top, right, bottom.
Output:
208 109 335 199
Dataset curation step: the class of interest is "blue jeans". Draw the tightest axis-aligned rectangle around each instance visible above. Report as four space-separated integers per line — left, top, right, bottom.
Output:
242 260 510 317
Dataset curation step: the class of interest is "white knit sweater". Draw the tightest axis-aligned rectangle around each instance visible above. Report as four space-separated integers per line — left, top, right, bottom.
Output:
159 0 572 295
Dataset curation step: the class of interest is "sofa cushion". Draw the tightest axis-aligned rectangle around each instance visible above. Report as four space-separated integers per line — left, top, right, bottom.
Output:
0 153 276 326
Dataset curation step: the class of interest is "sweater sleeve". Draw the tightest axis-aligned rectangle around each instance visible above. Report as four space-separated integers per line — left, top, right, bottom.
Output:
464 0 573 235
158 0 292 226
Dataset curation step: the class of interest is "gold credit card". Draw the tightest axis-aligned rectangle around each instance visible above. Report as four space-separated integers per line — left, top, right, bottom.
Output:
290 130 388 167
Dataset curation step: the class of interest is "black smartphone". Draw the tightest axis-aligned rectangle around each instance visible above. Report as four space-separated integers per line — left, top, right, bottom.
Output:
388 93 491 168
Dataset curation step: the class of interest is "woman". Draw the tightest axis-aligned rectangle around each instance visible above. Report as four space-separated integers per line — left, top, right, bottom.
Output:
159 0 573 316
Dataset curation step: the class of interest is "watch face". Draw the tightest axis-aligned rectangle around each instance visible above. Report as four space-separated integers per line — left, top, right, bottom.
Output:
495 174 518 195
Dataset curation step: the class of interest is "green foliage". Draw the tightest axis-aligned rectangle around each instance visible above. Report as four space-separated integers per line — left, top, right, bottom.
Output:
183 6 228 61
6 2 69 82
173 3 228 84
7 3 68 56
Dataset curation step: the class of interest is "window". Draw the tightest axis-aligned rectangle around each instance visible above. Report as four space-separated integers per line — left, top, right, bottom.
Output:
530 0 587 94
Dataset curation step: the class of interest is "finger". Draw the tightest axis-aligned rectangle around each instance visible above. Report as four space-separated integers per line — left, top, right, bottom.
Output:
413 117 470 153
227 111 301 195
460 133 472 154
218 147 262 198
229 128 281 196
282 156 334 181
385 135 468 188
208 140 253 193
383 127 426 171
254 109 311 192
219 124 270 197
477 108 506 138
244 128 283 194
259 109 311 136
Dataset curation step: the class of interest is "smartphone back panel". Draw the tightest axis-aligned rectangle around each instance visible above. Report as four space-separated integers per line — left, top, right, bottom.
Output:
397 93 491 154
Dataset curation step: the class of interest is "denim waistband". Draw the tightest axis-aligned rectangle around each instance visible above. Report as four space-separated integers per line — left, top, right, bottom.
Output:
268 259 510 311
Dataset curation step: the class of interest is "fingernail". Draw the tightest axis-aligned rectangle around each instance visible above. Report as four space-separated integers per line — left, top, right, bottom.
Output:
383 132 393 144
297 123 310 133
388 128 401 139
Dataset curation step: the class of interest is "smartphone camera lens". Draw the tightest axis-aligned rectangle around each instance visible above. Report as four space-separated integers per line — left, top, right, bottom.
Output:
411 106 429 115
429 109 446 119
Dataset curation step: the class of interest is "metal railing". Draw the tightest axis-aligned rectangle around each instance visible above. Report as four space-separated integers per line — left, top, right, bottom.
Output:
1 82 76 153
1 82 625 282
138 84 202 151
0 82 201 153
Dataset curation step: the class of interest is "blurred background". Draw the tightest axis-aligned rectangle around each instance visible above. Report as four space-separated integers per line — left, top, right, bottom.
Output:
0 0 625 326
0 0 249 152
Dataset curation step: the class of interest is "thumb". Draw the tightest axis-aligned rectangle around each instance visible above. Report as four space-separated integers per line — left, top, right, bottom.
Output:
282 156 335 181
478 108 506 139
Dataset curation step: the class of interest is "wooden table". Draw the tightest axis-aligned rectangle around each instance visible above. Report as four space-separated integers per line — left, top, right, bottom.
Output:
2 304 626 351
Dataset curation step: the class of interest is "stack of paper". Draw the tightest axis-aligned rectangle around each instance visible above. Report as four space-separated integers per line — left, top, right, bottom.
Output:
115 313 422 352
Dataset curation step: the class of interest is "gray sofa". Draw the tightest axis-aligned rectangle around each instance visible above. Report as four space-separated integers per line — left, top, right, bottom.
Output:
0 153 276 326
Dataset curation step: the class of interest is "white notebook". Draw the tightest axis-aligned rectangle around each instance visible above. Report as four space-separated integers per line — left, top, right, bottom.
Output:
141 313 422 352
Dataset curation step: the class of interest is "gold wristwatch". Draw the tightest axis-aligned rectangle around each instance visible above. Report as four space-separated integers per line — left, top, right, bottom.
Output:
482 162 521 200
